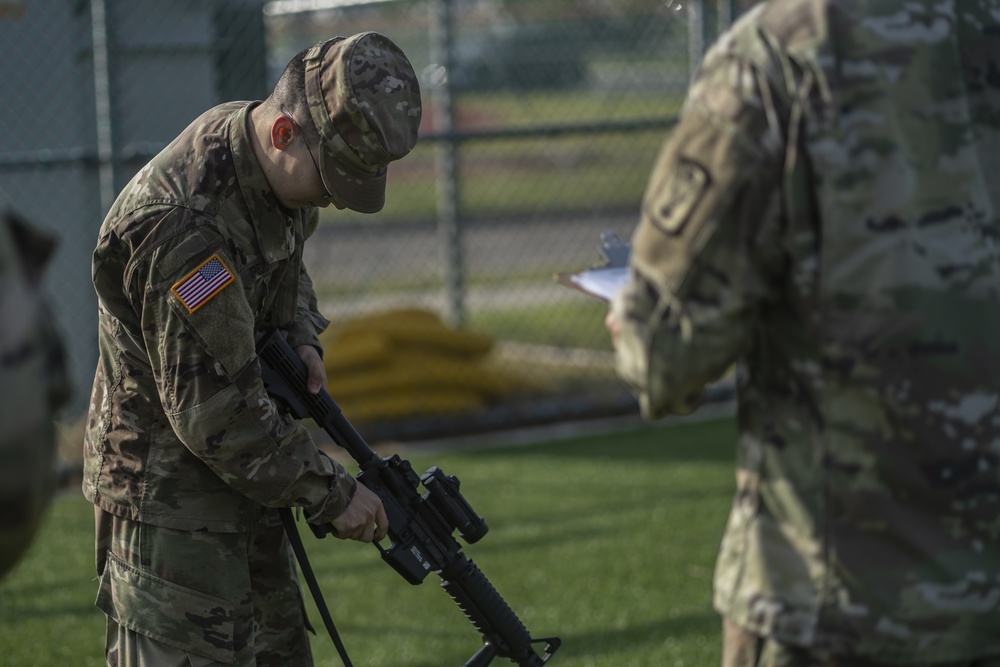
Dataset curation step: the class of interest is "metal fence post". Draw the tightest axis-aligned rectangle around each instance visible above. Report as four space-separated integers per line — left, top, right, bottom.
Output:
90 0 119 217
718 0 732 30
429 0 465 327
687 0 704 81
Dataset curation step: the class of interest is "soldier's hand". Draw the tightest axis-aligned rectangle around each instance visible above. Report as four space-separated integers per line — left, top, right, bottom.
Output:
330 484 389 543
294 344 327 395
605 293 624 349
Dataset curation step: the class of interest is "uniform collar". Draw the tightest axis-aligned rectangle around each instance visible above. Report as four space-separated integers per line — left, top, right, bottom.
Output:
230 102 299 263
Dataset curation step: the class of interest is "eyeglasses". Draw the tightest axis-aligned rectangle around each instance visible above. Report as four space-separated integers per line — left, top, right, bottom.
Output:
280 105 332 201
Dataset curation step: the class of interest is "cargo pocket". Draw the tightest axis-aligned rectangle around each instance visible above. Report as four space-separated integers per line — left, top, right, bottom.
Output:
95 552 236 664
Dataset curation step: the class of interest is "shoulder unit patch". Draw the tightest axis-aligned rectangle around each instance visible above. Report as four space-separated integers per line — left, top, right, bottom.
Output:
649 158 710 236
171 253 235 313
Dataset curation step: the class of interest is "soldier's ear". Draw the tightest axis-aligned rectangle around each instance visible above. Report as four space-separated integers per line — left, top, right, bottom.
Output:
271 114 296 152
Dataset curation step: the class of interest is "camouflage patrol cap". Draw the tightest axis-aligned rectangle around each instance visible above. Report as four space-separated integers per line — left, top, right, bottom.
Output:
304 32 422 213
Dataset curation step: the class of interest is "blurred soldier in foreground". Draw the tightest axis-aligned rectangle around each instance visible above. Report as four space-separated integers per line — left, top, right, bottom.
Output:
84 33 420 666
0 204 71 579
606 0 1000 665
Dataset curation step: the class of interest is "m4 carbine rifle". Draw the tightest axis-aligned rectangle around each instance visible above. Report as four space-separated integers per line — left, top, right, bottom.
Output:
257 329 560 667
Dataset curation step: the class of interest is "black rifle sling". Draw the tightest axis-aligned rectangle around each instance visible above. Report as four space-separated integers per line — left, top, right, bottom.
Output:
279 507 354 667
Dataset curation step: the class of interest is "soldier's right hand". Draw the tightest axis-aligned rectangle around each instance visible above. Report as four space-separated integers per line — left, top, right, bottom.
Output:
330 483 388 543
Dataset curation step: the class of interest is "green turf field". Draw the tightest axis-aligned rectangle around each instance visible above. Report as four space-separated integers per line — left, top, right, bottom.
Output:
0 415 737 667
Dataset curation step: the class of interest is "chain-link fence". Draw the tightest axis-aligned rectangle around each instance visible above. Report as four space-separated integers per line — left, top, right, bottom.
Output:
0 0 740 438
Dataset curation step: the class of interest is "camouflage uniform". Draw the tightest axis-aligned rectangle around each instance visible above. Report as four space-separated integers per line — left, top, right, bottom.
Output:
84 33 420 666
0 205 70 579
613 0 1000 664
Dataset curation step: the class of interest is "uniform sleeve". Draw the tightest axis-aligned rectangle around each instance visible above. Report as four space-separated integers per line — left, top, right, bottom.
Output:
128 222 354 523
613 47 791 419
286 208 330 351
285 265 330 351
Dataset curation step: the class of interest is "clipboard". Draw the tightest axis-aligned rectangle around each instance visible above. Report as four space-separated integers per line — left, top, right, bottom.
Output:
554 231 631 303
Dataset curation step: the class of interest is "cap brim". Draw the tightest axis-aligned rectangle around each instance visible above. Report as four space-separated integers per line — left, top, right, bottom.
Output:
318 146 386 214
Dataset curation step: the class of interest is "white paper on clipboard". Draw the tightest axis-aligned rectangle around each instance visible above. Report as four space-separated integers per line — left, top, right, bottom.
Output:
554 231 631 303
557 266 629 302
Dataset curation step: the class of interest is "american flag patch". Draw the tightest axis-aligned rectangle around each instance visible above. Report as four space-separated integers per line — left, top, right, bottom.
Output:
171 254 235 313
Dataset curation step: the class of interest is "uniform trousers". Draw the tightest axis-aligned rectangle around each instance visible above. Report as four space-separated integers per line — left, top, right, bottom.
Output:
95 508 313 667
723 618 1000 667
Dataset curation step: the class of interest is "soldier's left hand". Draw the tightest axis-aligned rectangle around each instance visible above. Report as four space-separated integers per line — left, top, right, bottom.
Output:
295 344 327 395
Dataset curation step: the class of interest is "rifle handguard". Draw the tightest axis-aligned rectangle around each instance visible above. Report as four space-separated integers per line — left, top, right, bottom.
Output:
256 330 561 666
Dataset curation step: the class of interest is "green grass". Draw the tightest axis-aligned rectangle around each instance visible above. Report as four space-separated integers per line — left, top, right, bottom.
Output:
0 493 104 665
0 416 737 667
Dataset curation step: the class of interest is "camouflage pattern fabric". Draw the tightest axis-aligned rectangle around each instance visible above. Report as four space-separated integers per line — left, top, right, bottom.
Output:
96 509 312 666
84 100 358 657
85 101 356 535
723 618 1000 667
105 626 219 667
304 32 421 214
613 0 1000 661
0 205 70 579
